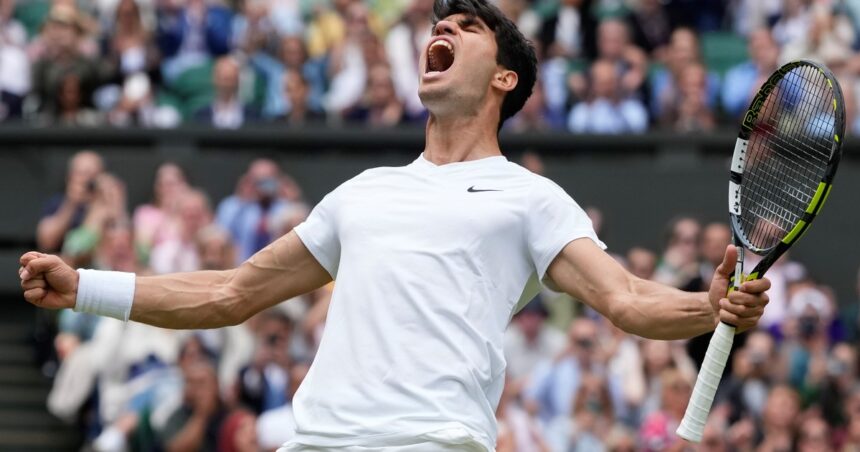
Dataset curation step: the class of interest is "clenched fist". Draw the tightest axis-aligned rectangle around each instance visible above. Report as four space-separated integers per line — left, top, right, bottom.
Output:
708 245 771 332
19 252 78 310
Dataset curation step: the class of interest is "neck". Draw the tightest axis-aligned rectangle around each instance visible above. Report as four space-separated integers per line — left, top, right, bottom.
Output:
423 112 502 164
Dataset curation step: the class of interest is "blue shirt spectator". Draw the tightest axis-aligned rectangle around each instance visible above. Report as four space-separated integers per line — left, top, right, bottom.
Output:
721 29 780 118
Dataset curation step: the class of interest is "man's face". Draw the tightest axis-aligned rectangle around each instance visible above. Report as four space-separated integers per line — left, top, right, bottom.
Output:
418 13 501 116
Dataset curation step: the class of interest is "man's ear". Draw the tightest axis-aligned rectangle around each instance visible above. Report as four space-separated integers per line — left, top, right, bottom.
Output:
492 68 518 93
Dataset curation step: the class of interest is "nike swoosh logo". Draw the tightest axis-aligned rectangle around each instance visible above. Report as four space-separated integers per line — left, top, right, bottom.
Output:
467 186 503 193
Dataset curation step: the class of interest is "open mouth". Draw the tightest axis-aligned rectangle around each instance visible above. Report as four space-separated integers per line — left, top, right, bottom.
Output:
426 39 455 74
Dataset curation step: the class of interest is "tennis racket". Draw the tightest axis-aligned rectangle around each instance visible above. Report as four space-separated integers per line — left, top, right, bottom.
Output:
677 60 845 442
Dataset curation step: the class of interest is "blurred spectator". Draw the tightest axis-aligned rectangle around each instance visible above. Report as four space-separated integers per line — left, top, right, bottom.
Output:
653 216 701 288
728 0 783 37
256 361 309 452
637 368 692 452
385 0 433 116
626 247 657 280
839 384 860 449
504 296 566 382
717 330 778 425
496 372 550 452
798 415 834 452
37 150 104 252
627 0 673 58
783 283 835 390
722 28 780 119
31 5 102 122
605 324 645 425
639 339 695 420
567 59 648 134
150 188 213 274
134 162 190 262
194 56 258 129
102 0 160 85
781 1 855 71
344 63 411 126
324 2 385 116
218 409 258 452
546 373 616 451
60 173 130 267
568 19 648 99
107 71 182 127
506 81 565 132
252 35 326 119
525 318 622 424
196 224 236 271
278 69 325 125
305 0 352 59
537 0 584 61
236 309 292 415
0 0 29 121
216 159 293 262
772 0 813 49
682 222 731 292
155 0 233 81
650 27 719 124
665 63 716 132
158 360 227 452
758 384 801 450
497 0 540 40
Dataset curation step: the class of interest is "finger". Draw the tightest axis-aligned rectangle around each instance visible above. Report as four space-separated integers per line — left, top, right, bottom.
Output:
727 291 770 309
22 256 57 282
23 288 47 306
21 278 47 291
740 278 772 293
720 298 765 319
720 308 762 331
715 245 738 279
19 251 47 268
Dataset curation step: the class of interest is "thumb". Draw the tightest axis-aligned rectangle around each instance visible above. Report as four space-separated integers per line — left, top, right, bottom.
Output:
716 244 738 279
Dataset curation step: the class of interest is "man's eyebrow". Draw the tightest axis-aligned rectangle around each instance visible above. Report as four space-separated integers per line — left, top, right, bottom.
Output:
458 15 484 30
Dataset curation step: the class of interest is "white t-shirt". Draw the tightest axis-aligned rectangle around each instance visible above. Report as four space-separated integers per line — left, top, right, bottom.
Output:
288 154 604 451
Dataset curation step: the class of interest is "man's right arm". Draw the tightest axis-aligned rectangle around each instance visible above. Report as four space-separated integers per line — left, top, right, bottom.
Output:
20 231 332 330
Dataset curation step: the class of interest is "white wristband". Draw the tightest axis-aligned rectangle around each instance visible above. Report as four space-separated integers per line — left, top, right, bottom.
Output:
74 269 136 322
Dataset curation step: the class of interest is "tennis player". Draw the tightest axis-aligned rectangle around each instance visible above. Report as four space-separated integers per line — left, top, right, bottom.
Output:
18 1 770 450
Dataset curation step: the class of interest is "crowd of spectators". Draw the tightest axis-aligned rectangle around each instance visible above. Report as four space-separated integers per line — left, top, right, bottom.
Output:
3 0 860 133
35 149 860 451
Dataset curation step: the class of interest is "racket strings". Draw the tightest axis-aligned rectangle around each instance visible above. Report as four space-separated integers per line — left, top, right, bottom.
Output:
740 64 835 251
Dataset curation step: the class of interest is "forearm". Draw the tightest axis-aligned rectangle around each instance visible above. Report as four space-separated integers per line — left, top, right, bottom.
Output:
609 278 717 340
131 269 247 329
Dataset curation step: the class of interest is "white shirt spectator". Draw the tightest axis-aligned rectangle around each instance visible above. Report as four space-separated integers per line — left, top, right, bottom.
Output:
567 98 648 134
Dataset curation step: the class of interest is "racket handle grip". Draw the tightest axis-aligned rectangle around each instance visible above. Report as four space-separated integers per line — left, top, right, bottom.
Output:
676 322 736 442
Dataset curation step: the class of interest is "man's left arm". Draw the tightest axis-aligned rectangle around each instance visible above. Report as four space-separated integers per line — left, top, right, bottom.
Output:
546 238 770 340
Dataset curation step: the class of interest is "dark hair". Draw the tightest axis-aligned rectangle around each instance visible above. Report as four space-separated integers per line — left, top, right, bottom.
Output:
432 0 538 130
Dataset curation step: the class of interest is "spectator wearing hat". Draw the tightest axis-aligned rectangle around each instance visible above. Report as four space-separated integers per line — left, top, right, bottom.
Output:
504 295 565 383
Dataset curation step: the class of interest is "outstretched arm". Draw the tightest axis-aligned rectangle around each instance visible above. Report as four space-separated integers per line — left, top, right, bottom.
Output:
546 238 769 340
19 231 331 329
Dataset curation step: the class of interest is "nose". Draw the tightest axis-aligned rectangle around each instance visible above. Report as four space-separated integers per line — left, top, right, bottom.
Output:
433 20 456 36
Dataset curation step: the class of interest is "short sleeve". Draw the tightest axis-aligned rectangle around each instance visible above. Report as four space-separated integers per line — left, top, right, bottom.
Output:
293 190 342 279
526 178 605 280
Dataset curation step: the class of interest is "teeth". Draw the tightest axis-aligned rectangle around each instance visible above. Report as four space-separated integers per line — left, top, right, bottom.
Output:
431 40 454 53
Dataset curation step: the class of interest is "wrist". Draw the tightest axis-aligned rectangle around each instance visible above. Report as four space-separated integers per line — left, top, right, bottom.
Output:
74 269 136 321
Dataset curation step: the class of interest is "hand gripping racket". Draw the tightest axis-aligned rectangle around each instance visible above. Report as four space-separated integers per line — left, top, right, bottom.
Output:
677 60 845 442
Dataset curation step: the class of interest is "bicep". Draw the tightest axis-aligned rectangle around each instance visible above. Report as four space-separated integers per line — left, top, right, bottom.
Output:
229 231 332 316
545 238 635 319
